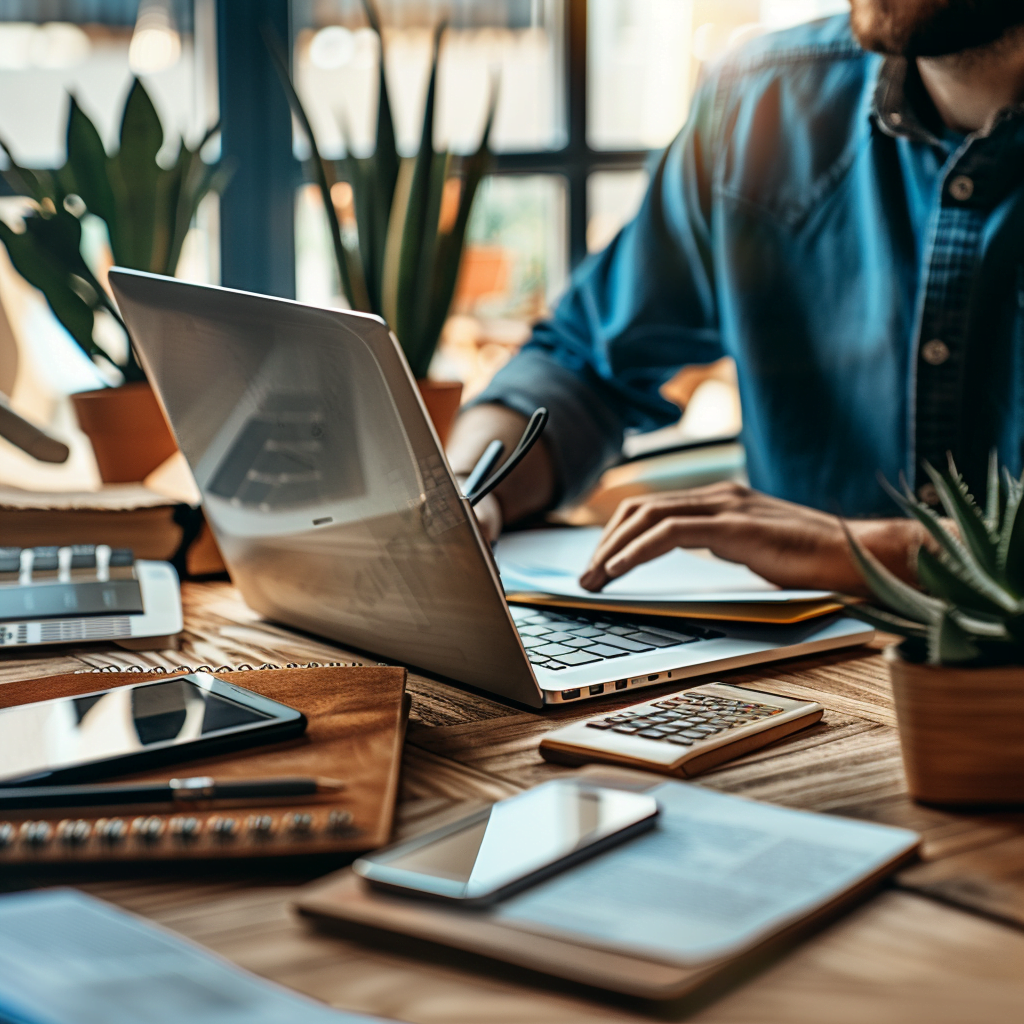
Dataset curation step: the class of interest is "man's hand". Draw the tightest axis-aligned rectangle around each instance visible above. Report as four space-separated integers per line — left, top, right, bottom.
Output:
578 482 925 596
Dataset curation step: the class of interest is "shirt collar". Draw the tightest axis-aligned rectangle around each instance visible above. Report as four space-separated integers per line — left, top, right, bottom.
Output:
871 54 1024 145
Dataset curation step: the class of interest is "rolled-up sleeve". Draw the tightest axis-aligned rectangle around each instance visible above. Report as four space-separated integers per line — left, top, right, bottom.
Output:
473 75 725 505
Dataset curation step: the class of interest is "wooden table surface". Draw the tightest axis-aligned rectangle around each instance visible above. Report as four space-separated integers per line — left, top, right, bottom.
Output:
3 581 1024 1023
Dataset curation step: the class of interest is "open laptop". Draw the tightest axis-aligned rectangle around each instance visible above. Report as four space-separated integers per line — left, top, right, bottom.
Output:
109 270 872 708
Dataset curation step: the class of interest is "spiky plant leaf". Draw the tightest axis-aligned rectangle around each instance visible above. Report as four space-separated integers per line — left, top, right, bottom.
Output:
997 481 1024 594
842 521 944 624
925 459 999 573
391 22 444 354
945 609 1009 639
112 79 162 269
263 26 369 312
885 477 1019 612
929 610 982 665
0 134 55 204
916 545 1005 617
839 601 929 639
984 448 1001 536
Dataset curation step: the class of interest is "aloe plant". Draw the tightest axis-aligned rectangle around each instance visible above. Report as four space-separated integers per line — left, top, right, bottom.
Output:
266 0 497 379
0 80 228 383
845 452 1024 666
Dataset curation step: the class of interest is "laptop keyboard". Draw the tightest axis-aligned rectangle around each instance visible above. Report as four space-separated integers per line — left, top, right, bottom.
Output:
509 606 721 671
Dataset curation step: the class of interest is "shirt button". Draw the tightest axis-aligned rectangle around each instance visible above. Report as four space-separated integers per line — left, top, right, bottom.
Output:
921 338 950 365
948 175 974 201
918 483 940 505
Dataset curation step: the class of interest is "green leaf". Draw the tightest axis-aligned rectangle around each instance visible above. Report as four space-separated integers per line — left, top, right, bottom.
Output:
65 95 118 232
839 602 929 639
0 220 100 361
0 134 54 203
916 545 1006 618
263 25 369 311
929 610 982 666
926 458 999 574
391 22 444 363
841 520 943 623
998 481 1024 594
984 448 1001 536
110 79 163 269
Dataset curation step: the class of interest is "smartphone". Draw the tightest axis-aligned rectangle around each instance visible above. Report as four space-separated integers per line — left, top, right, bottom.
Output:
0 673 307 785
353 780 659 906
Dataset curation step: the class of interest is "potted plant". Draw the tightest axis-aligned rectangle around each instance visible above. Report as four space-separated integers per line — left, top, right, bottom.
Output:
266 0 496 444
845 454 1024 806
0 80 228 482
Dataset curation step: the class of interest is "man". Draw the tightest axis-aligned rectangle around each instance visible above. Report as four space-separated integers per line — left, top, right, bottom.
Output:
447 0 1024 596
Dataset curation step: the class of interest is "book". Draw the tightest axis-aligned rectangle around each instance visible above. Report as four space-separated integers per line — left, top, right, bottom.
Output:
495 526 842 623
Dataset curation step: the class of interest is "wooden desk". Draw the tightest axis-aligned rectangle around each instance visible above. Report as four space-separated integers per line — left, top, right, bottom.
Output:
3 581 1023 1023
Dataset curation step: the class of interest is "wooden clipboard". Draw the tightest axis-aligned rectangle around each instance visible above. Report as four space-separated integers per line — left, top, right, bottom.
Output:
294 767 919 1001
0 665 408 865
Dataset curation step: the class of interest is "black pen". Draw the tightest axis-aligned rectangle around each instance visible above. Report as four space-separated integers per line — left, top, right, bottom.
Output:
0 776 345 810
463 439 505 500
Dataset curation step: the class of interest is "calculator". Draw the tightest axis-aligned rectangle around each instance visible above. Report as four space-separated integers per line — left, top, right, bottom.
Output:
539 682 823 778
0 545 182 648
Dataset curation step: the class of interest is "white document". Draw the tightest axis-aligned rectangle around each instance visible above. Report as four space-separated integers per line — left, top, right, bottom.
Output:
494 527 831 603
0 890 386 1024
495 782 918 964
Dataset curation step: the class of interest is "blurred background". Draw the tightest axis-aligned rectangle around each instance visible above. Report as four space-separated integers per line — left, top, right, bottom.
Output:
0 0 849 493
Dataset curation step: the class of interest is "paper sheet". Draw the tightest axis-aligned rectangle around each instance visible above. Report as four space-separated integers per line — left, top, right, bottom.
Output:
495 782 917 964
0 890 386 1024
494 527 831 604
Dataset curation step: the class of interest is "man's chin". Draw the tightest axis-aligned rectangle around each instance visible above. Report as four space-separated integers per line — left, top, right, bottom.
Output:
850 0 1024 58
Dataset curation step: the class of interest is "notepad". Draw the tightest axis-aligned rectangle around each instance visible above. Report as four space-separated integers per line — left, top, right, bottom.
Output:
297 776 919 1000
0 890 386 1024
496 526 840 622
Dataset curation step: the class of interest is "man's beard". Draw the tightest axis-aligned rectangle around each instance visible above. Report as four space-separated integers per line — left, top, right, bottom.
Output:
850 0 1024 57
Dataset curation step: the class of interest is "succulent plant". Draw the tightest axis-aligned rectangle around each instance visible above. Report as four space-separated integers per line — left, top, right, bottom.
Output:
845 452 1024 666
266 0 497 380
0 79 228 383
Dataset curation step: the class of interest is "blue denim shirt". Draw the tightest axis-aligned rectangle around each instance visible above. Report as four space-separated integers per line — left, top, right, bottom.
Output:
475 16 1024 516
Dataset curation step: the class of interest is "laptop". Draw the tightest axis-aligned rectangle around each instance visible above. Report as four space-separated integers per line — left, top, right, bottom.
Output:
109 270 873 708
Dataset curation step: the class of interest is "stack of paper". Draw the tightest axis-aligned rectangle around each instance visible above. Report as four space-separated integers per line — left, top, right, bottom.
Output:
495 527 842 624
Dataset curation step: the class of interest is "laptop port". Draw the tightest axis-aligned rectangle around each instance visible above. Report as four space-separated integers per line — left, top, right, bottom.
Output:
560 688 581 701
648 674 659 681
588 684 604 695
615 680 628 690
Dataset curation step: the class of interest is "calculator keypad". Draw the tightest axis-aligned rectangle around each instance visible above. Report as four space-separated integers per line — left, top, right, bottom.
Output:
587 692 783 746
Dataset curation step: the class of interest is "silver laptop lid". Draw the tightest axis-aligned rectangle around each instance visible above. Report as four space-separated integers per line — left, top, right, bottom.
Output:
109 270 543 707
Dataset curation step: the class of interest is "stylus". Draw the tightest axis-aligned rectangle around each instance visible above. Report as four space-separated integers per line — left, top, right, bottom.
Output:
0 775 345 810
466 407 549 506
462 439 504 498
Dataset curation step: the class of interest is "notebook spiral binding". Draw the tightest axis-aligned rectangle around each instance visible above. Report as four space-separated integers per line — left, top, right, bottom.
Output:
75 661 365 674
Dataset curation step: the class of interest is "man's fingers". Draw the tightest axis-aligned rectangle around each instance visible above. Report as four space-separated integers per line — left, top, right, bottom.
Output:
603 517 726 581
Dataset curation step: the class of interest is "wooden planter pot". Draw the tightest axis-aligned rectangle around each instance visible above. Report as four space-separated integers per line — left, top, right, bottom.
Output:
71 381 178 484
416 379 462 447
886 645 1024 806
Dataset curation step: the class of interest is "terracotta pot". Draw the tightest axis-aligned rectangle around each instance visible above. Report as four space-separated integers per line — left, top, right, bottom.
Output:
416 379 463 447
71 381 178 484
885 644 1024 806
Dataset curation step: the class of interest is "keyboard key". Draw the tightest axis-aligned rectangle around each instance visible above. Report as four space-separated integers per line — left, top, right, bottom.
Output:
667 735 694 745
625 631 681 647
564 636 596 649
521 635 547 649
586 721 614 729
612 725 640 734
586 644 630 658
679 729 707 739
552 651 603 666
519 625 553 637
565 626 605 638
540 631 575 643
535 643 574 656
32 547 59 571
598 636 654 653
605 626 636 636
692 725 721 734
637 730 668 739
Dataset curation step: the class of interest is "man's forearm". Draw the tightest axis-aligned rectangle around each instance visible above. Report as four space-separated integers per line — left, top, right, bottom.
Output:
446 403 556 526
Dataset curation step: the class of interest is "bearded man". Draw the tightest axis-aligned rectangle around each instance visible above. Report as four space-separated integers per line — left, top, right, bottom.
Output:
446 1 1024 594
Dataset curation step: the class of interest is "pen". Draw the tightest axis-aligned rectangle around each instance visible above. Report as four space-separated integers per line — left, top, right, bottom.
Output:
463 439 505 500
0 776 345 810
